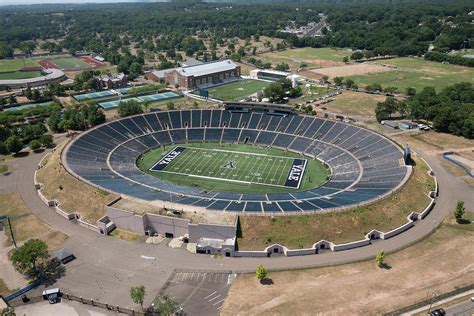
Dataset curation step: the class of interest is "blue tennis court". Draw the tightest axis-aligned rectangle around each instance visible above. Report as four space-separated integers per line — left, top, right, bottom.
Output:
99 97 141 110
98 92 181 110
74 90 117 101
137 92 179 102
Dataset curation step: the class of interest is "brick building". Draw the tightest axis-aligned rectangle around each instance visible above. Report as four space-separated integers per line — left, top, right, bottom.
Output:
164 60 240 90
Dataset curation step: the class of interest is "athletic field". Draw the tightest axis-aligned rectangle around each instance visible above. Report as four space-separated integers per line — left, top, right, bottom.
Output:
208 80 269 101
0 71 41 80
45 57 91 70
0 59 39 72
138 143 329 194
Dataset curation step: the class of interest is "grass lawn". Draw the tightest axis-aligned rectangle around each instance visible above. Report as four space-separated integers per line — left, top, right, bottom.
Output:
237 155 434 249
289 86 333 106
0 71 41 80
138 143 330 194
208 80 269 101
324 91 387 117
347 57 474 92
50 57 91 70
0 164 7 174
0 58 39 72
37 142 118 223
222 224 474 315
257 47 350 71
0 193 67 250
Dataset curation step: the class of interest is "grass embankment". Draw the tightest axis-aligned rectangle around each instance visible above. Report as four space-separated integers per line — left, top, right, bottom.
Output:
137 142 330 194
109 228 146 242
36 142 118 223
0 193 67 250
347 57 474 92
237 155 434 250
222 224 474 315
324 91 386 117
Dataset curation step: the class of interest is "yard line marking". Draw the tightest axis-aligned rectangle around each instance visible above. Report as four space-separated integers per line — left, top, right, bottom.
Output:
213 298 226 306
204 291 217 299
208 294 221 302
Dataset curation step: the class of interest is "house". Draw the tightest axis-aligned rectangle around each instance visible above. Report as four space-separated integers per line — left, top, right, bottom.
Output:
98 73 127 89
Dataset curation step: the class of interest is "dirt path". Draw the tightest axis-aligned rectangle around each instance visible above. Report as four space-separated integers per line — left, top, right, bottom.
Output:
0 233 27 291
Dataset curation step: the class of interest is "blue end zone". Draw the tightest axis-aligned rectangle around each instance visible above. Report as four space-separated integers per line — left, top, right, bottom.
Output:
150 146 187 171
284 158 307 189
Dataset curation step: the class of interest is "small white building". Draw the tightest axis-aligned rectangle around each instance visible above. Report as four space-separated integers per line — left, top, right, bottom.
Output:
196 237 235 257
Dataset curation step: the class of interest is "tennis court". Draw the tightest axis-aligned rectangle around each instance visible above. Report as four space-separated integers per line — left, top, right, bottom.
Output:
98 92 180 110
74 90 117 101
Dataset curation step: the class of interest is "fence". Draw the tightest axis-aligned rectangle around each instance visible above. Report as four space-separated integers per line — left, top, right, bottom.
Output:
384 283 474 315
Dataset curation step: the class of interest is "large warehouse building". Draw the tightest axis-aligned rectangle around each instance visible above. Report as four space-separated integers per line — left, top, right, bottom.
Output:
165 59 240 90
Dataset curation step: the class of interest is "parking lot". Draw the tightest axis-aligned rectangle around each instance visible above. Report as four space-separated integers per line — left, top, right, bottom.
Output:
157 271 236 315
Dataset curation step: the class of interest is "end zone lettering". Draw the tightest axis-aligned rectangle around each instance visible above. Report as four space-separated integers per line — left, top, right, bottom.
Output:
284 159 307 189
150 147 186 171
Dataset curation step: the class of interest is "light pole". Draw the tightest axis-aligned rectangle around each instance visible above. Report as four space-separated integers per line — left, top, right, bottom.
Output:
428 292 437 314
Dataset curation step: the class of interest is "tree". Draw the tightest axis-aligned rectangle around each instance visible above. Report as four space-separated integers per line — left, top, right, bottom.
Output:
342 56 349 63
48 82 65 96
39 134 54 148
333 77 344 86
350 51 364 60
130 285 145 311
256 265 267 282
454 201 465 223
166 101 175 110
405 87 417 97
275 63 289 71
193 101 199 108
345 78 356 88
29 139 41 151
0 307 16 316
8 95 17 105
5 136 23 154
321 75 329 83
375 251 385 267
118 100 143 117
11 239 49 277
0 141 8 155
263 82 284 101
154 295 178 316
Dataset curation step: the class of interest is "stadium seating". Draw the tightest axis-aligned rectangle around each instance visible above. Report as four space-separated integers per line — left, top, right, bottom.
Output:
64 109 408 214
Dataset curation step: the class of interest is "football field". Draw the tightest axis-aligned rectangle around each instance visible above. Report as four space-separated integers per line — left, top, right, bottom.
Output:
150 146 306 189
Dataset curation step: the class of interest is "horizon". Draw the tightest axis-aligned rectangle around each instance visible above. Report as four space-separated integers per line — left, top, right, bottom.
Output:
0 0 166 6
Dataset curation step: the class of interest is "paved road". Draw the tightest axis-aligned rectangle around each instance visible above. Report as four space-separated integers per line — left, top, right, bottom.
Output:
3 141 473 308
445 298 474 316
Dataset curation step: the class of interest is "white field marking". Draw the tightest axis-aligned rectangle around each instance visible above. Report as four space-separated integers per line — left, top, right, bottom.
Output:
179 145 296 160
227 273 237 285
208 294 221 302
213 299 226 306
204 291 217 299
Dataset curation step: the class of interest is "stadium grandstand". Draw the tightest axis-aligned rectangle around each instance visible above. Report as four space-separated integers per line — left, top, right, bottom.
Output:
63 103 409 214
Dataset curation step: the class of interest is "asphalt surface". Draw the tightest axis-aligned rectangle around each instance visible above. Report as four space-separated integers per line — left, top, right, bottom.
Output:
445 298 474 316
2 139 473 309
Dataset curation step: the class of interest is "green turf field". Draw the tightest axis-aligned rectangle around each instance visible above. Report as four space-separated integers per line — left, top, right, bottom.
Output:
208 80 269 101
0 71 42 80
0 59 39 72
50 57 91 70
137 143 329 194
347 57 474 92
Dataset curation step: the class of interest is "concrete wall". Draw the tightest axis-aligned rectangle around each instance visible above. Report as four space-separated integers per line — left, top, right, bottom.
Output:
144 213 189 237
188 222 236 243
105 206 145 235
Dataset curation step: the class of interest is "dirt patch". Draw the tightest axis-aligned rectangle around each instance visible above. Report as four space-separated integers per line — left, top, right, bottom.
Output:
78 56 105 68
310 63 394 78
37 142 118 223
222 225 474 315
237 155 434 250
391 131 474 155
38 59 59 69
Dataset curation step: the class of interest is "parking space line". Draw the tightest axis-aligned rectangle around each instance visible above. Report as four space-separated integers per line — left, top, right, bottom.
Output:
204 291 217 299
181 273 187 282
213 298 225 306
191 272 195 281
214 274 219 282
208 294 221 302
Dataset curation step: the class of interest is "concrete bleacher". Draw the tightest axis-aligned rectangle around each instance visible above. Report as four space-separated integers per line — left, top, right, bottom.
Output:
64 109 408 214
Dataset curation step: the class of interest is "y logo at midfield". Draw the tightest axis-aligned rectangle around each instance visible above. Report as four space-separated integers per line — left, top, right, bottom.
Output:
223 160 237 169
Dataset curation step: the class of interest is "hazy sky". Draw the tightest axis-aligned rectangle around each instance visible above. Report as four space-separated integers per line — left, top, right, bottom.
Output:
0 0 145 6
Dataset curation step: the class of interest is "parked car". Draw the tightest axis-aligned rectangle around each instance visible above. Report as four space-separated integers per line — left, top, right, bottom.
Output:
428 308 446 316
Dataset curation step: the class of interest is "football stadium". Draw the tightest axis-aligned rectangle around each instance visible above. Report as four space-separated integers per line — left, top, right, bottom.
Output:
63 102 410 215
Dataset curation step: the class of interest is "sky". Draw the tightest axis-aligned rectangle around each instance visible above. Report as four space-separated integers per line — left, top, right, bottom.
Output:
0 0 157 6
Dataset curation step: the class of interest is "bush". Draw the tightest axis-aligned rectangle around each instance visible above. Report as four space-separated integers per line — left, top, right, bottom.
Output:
256 265 267 281
0 141 8 155
118 100 143 117
5 135 22 154
29 139 41 151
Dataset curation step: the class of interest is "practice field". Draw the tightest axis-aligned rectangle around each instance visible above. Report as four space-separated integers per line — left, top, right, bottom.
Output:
207 80 269 101
138 143 329 194
347 57 474 92
42 57 91 70
0 58 39 72
0 71 41 80
257 47 350 71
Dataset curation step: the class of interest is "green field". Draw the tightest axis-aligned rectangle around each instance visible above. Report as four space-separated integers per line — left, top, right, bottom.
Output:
257 47 350 71
347 57 474 92
0 58 39 72
0 71 41 80
137 143 329 194
50 57 91 70
208 80 270 101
